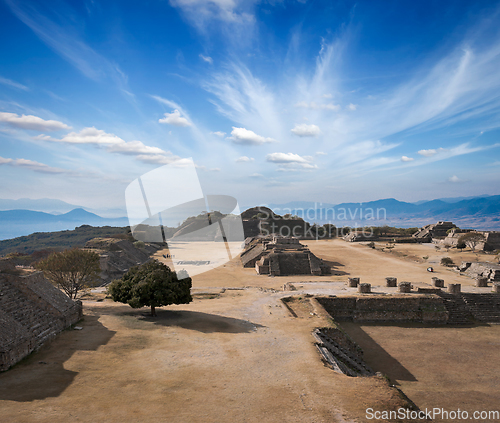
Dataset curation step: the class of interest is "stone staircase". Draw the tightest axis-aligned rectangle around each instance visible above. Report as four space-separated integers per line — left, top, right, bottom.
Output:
0 278 62 348
461 293 500 323
436 292 474 325
313 328 374 377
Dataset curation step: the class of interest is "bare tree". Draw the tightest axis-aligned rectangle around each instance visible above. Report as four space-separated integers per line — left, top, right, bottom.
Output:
457 232 485 252
35 248 101 299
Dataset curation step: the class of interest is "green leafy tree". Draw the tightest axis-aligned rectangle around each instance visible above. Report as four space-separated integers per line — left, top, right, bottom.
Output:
108 261 192 316
458 232 485 252
35 248 100 299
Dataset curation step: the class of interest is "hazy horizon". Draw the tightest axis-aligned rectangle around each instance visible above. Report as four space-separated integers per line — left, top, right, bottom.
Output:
1 0 500 210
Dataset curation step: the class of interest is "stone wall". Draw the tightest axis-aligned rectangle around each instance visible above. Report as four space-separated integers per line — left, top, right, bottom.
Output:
315 295 448 324
0 272 82 372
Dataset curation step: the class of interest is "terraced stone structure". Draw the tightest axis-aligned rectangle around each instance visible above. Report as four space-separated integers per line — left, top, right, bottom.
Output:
241 236 331 276
412 221 457 242
0 259 82 371
85 238 159 284
442 230 500 251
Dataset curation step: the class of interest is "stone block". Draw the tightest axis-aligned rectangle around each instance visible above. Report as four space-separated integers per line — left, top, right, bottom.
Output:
398 282 412 293
358 283 371 293
476 277 488 287
432 278 445 288
347 277 360 287
385 277 397 287
448 283 461 294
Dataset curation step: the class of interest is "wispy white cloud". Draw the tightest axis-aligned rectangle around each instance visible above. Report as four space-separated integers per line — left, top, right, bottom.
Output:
211 131 226 137
5 0 130 93
401 155 414 162
0 155 70 174
266 152 309 163
38 127 174 160
0 112 71 131
159 110 192 127
229 127 276 145
266 152 317 171
0 75 29 91
135 153 181 165
295 101 340 111
418 148 446 157
199 54 213 64
236 156 254 162
448 175 461 183
203 64 284 140
291 123 321 137
346 103 357 111
169 0 257 31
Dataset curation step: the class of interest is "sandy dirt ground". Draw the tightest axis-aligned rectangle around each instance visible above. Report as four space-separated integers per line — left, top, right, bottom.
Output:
341 322 500 419
1 239 498 423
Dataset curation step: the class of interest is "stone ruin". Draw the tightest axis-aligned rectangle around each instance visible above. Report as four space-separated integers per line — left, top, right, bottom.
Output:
412 221 456 242
458 262 500 282
0 259 82 371
240 236 331 276
85 238 160 284
441 229 500 251
343 232 377 242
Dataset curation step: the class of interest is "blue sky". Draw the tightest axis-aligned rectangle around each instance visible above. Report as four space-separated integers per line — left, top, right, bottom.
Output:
1 0 500 211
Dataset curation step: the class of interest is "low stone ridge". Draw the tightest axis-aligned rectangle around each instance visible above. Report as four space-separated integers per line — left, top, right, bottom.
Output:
0 269 82 371
241 236 331 276
315 295 448 324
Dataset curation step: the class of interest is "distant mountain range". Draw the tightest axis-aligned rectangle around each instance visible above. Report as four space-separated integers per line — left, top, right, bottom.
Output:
0 208 128 241
0 198 126 218
0 194 499 241
259 195 500 230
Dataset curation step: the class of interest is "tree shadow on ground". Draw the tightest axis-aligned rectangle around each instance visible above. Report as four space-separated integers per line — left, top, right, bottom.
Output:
136 309 265 334
0 315 115 402
339 322 417 385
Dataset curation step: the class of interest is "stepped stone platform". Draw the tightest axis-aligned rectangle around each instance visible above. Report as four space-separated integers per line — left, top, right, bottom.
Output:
0 260 82 371
314 291 500 326
241 236 331 276
461 293 500 323
412 221 456 241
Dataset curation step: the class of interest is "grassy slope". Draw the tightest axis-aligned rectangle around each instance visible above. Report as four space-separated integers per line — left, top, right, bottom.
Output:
0 225 130 256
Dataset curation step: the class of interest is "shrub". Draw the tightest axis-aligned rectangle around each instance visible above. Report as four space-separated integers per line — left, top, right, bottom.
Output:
441 257 454 267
